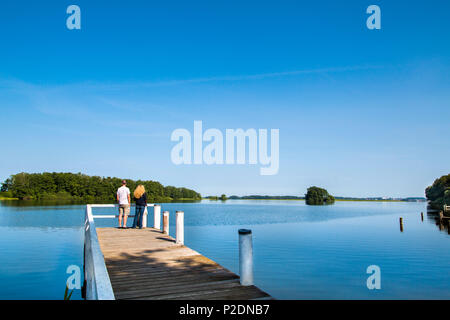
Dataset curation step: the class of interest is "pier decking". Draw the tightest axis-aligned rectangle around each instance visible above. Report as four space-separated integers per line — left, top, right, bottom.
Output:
96 227 271 300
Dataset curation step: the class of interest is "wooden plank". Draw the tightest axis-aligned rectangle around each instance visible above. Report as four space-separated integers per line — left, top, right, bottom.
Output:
114 279 242 300
109 269 237 283
106 265 227 280
130 286 270 300
97 227 271 300
110 274 239 291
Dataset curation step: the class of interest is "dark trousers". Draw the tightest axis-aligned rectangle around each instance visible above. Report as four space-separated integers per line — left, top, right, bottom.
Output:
132 205 145 228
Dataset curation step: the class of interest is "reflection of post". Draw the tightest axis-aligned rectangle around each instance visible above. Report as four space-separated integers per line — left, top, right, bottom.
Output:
399 217 404 232
154 205 161 230
176 211 184 245
421 212 424 222
439 211 444 222
142 207 147 228
239 229 254 286
163 211 169 235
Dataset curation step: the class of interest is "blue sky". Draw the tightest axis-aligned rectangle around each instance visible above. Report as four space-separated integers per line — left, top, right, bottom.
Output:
0 0 449 197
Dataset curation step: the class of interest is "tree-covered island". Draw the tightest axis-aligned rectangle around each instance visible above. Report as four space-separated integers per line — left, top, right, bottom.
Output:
305 186 335 205
0 172 201 203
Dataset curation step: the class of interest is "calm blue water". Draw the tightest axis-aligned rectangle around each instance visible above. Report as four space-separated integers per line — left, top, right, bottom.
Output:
0 200 449 300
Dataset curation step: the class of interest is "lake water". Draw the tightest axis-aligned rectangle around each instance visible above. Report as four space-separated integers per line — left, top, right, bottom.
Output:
0 200 449 300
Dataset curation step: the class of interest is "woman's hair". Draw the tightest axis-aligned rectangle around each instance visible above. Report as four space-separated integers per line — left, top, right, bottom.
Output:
134 185 145 199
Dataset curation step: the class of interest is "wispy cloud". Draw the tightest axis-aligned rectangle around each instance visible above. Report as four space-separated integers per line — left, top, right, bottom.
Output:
61 64 383 90
0 64 387 134
137 65 384 87
0 64 383 93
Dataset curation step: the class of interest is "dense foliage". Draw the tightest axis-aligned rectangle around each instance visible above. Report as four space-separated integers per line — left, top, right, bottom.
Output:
425 174 450 210
305 186 335 205
0 172 201 202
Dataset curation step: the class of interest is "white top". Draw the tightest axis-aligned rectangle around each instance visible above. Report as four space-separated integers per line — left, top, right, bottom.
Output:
117 186 130 205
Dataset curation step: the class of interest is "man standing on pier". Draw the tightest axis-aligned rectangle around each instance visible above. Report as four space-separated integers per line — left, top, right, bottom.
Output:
117 180 131 228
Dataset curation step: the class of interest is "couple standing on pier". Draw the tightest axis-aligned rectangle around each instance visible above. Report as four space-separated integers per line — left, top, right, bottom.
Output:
116 180 147 229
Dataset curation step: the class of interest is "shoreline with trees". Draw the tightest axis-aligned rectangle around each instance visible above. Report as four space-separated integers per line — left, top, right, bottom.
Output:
0 172 201 203
425 173 450 210
0 172 431 204
205 194 425 202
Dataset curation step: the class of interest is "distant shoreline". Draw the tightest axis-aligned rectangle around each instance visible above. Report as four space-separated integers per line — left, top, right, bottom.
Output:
0 197 424 203
203 197 424 203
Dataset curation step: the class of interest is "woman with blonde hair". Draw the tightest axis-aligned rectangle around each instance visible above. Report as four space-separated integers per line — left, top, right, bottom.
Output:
132 185 147 229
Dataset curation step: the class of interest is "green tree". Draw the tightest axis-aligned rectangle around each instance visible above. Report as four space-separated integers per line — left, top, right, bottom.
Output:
426 174 450 209
1 178 12 192
305 186 335 205
220 194 227 201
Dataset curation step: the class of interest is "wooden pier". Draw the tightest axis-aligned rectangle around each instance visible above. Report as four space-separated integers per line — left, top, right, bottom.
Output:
84 204 272 300
97 227 271 300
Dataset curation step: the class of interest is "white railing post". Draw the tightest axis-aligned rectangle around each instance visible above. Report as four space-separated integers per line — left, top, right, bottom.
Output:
176 211 184 245
163 211 169 235
142 207 148 228
153 205 161 230
239 229 254 286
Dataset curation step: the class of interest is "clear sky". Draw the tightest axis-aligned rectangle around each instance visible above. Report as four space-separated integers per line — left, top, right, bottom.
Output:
0 0 449 197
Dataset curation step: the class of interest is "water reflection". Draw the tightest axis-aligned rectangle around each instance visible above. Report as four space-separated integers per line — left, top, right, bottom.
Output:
426 207 450 234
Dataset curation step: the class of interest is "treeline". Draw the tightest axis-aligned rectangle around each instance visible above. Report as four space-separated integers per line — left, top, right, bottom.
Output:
206 194 228 201
425 174 450 210
0 172 202 202
227 195 304 200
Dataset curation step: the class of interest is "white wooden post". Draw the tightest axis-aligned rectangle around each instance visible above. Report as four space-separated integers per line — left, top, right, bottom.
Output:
153 205 161 230
176 211 184 245
163 211 169 235
142 207 148 228
239 229 254 286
